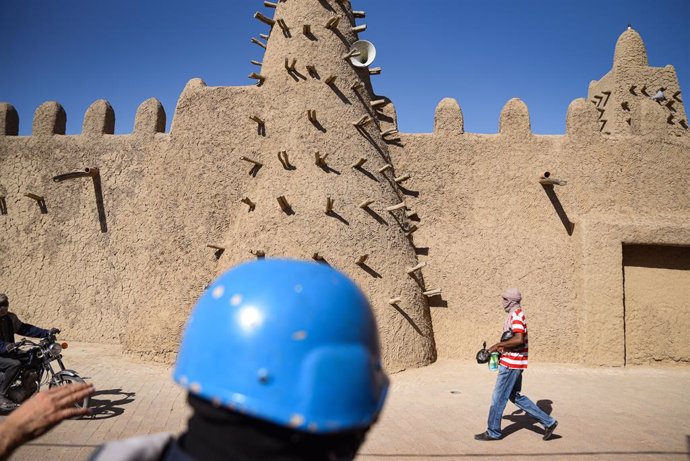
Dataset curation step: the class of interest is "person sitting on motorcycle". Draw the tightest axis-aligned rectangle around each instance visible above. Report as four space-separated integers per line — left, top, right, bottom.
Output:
89 259 389 461
0 294 59 409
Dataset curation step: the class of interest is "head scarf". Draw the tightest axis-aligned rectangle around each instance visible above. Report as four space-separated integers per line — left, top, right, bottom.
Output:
501 288 522 332
501 288 521 311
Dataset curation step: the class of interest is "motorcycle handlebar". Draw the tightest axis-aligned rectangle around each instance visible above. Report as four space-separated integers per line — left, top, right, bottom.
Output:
14 333 60 350
17 338 39 348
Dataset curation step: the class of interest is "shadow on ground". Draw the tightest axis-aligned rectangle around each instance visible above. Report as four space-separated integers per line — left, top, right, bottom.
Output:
87 388 135 419
501 399 561 439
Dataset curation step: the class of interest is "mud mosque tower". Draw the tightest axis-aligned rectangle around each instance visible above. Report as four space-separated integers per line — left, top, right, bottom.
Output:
216 0 437 370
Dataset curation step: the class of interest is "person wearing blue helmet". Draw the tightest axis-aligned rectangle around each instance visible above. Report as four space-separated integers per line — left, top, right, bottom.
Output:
90 259 389 461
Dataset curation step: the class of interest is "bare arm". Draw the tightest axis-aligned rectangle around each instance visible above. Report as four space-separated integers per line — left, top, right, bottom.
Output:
0 383 94 460
488 332 524 353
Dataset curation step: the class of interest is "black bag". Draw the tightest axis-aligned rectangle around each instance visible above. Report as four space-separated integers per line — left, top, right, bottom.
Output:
500 329 514 342
476 341 490 364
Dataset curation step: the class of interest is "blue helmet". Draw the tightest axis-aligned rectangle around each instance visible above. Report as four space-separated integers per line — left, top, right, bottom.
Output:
173 259 389 433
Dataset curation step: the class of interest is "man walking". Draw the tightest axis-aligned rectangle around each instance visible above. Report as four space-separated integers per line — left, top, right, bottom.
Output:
474 288 558 441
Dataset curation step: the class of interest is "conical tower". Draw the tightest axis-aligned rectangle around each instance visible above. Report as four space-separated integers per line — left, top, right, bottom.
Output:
220 0 436 371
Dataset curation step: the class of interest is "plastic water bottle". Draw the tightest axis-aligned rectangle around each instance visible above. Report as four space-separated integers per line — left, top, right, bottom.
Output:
489 352 499 371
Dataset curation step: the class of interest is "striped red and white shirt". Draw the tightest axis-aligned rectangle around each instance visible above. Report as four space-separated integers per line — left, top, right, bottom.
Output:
499 308 528 369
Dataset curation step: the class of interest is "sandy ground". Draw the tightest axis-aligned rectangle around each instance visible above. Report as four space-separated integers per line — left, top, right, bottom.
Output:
2 342 689 461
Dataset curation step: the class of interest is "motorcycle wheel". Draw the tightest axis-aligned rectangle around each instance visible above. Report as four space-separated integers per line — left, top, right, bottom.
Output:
49 375 90 409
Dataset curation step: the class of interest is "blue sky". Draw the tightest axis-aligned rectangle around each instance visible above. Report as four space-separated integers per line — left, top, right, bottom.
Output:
1 0 688 135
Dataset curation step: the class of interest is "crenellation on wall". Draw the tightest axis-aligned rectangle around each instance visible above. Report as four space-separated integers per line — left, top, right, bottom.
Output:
32 101 66 137
134 98 166 136
434 98 464 135
0 103 19 136
82 99 115 136
498 98 531 138
566 98 601 139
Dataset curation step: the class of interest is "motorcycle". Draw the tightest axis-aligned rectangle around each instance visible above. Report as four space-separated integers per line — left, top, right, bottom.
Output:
1 331 89 411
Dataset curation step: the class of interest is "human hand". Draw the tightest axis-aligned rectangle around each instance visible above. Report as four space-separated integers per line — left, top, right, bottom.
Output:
0 383 94 460
5 342 19 353
487 343 499 353
49 328 61 335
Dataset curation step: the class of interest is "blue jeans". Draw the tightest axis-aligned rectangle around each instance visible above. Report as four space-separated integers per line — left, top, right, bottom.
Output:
486 365 555 439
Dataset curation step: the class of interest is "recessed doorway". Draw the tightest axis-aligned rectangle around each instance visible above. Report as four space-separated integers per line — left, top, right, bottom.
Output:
622 244 690 365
